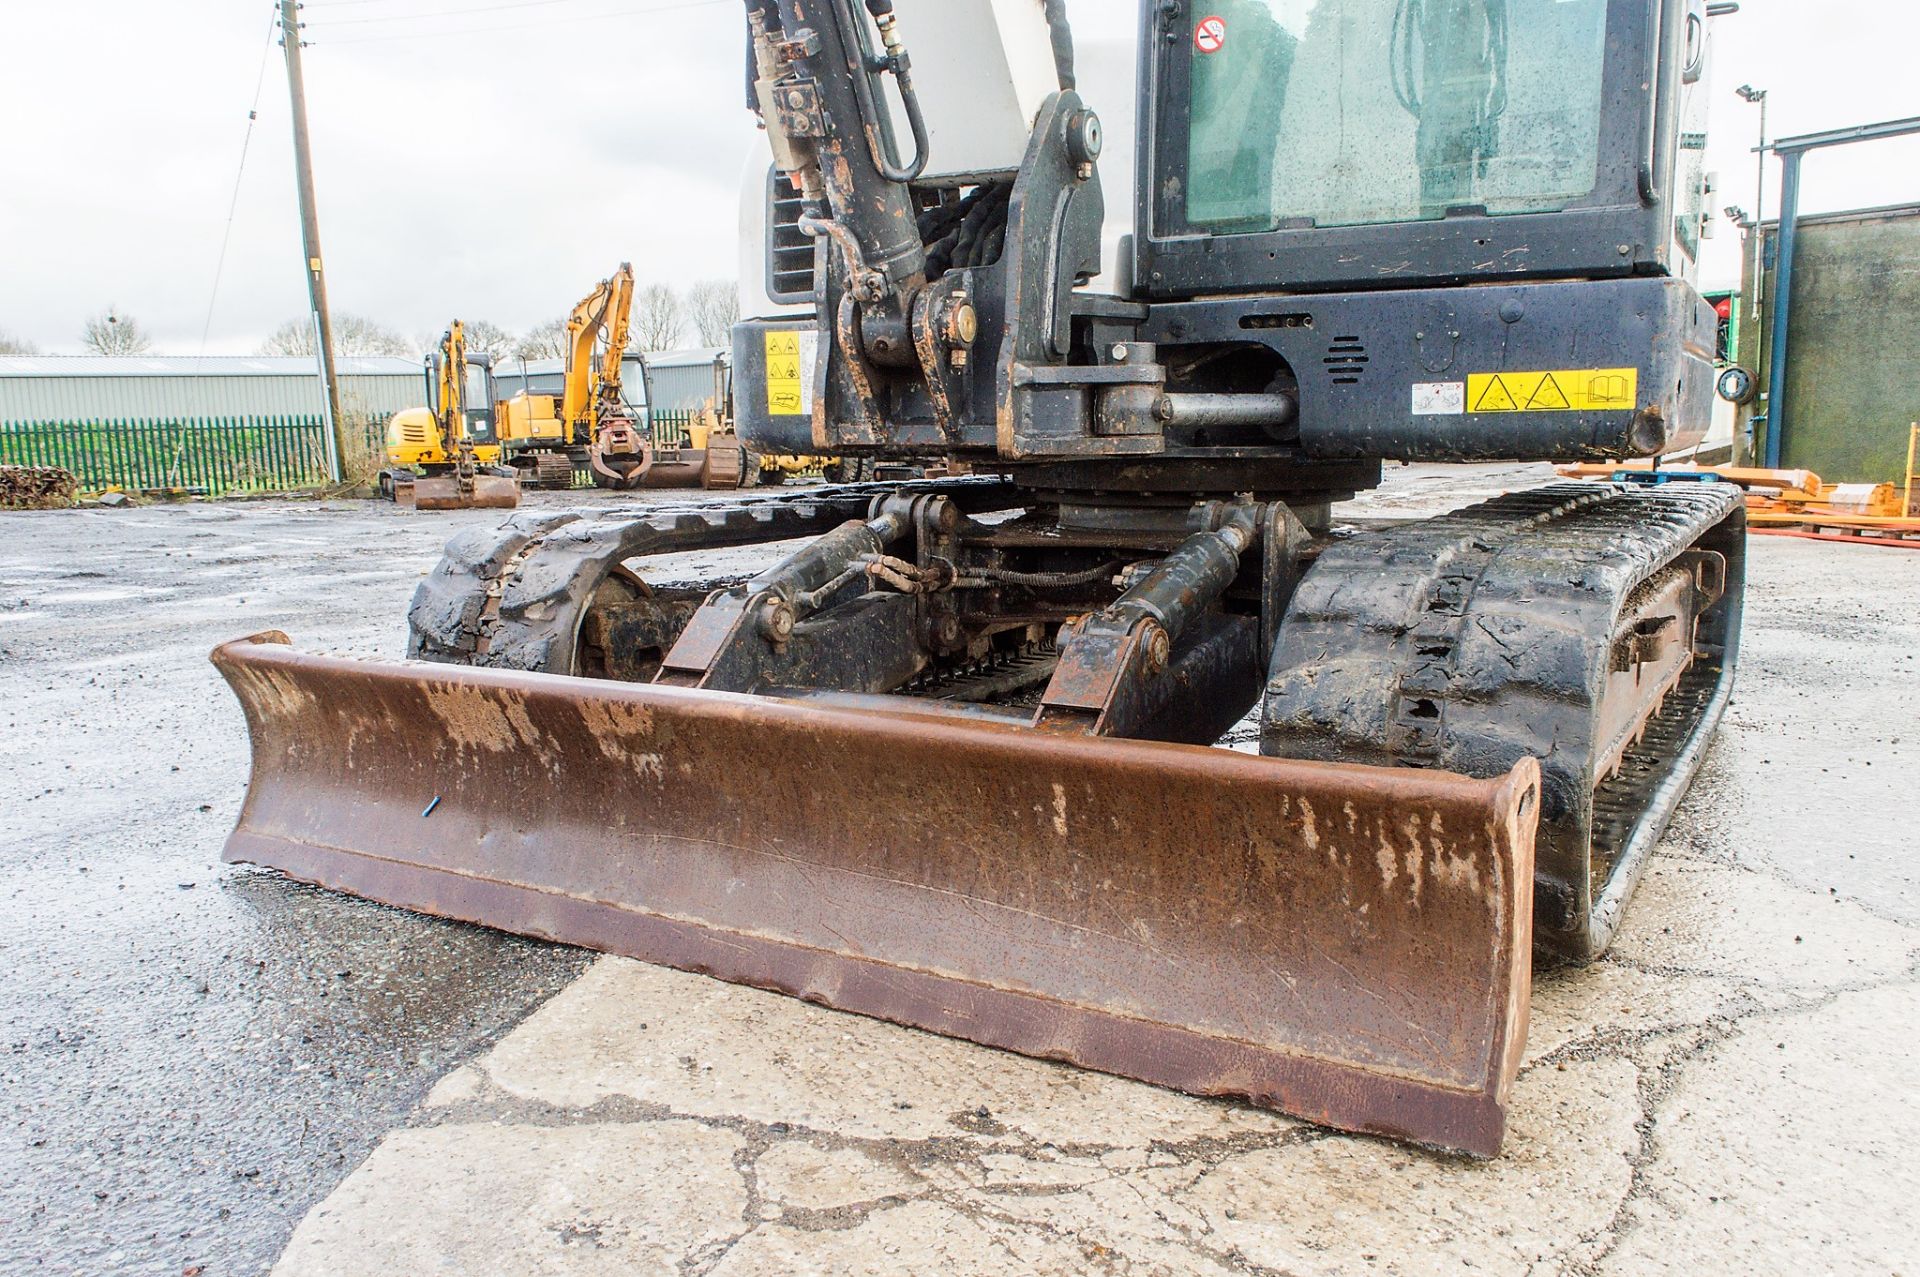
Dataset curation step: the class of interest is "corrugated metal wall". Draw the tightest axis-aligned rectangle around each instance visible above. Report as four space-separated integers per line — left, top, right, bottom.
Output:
645 349 728 414
491 358 565 403
0 357 423 425
1737 204 1920 482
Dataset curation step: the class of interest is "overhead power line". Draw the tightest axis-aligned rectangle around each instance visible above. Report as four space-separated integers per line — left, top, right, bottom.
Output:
198 6 283 355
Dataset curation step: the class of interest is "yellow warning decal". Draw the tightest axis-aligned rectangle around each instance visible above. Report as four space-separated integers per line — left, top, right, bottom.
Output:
1465 368 1638 413
765 330 805 415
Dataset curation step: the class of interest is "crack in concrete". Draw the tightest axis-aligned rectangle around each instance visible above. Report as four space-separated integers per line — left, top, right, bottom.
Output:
1555 953 1920 1275
409 1056 1347 1273
389 922 1920 1277
769 1192 927 1233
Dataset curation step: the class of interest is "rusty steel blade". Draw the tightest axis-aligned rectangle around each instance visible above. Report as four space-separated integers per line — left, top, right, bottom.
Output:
406 474 521 511
212 631 1539 1156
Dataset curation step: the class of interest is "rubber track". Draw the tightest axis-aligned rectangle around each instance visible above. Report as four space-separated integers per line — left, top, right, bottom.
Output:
407 477 1016 677
1264 482 1745 962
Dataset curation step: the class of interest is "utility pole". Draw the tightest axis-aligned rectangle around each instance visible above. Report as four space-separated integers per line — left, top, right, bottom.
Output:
279 0 348 483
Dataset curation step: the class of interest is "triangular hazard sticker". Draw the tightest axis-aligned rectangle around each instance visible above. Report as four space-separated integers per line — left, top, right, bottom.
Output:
1527 374 1572 411
1473 377 1517 412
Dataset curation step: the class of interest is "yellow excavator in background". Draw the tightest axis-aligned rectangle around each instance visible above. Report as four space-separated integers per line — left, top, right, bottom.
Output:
380 320 520 511
497 264 754 490
679 347 833 487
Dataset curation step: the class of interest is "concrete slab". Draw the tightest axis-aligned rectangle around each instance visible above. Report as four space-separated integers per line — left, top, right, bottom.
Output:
274 1122 746 1276
285 872 1917 1277
1596 982 1920 1276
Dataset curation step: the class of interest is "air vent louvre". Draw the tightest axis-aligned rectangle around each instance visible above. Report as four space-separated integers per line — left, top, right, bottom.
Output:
1239 312 1314 330
1325 336 1368 385
767 172 817 304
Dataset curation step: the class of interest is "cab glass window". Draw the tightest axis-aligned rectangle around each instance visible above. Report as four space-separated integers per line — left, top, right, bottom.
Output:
1185 0 1611 231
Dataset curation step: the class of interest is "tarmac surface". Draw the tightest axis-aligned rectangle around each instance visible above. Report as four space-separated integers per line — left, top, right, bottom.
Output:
3 466 1917 1275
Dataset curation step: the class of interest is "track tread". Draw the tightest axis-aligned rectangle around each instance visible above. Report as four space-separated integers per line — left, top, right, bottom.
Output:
1264 482 1746 961
406 477 1017 675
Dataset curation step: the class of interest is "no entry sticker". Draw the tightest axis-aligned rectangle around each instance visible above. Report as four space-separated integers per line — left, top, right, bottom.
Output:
1194 15 1226 53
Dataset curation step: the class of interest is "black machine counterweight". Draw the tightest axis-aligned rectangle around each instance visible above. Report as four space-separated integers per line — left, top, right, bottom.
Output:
215 0 1747 1156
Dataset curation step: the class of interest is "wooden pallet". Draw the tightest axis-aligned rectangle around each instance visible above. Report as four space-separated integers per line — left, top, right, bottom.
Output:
1748 510 1920 548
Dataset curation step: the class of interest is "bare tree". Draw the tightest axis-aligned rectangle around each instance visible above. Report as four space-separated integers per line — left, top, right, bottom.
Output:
255 319 312 356
258 313 415 358
461 319 517 357
630 283 688 352
82 309 154 356
515 318 570 360
685 280 740 347
0 330 40 356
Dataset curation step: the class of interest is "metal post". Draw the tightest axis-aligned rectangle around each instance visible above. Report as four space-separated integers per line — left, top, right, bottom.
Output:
312 312 342 482
1750 93 1766 321
1761 150 1801 470
279 0 348 484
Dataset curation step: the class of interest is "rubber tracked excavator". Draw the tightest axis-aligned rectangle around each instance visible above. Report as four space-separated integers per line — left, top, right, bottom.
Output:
381 320 521 510
498 264 759 491
216 0 1744 1155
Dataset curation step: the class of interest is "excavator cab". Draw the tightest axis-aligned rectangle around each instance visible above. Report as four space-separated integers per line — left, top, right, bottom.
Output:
217 0 1742 1156
450 353 499 448
383 324 519 510
1165 0 1713 274
387 346 502 469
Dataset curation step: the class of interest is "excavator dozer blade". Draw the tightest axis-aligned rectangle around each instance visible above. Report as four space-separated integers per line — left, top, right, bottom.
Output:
213 632 1540 1156
404 474 521 511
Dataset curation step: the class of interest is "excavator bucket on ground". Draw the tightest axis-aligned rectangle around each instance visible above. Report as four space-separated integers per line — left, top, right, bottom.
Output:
215 630 1539 1156
397 472 521 512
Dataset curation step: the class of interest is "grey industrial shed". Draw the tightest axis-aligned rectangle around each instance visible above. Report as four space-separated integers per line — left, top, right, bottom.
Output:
645 348 728 413
0 356 424 425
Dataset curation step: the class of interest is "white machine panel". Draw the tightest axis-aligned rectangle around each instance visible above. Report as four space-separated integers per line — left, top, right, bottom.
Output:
890 0 1061 182
737 9 1142 319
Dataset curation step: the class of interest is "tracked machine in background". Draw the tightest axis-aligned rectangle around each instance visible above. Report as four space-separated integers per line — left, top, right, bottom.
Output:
381 321 521 510
218 0 1745 1155
497 264 759 490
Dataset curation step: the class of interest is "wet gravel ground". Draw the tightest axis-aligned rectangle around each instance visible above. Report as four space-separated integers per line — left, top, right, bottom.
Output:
0 489 685 1277
3 467 1914 1275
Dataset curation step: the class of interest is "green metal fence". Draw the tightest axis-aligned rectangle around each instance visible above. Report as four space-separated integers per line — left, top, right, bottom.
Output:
0 410 715 497
648 408 697 451
0 416 387 495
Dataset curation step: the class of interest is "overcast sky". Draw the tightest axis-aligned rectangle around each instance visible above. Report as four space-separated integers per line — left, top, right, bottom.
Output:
3 0 1916 355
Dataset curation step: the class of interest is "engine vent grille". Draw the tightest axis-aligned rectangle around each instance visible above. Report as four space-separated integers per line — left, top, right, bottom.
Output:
767 172 818 304
1325 336 1368 385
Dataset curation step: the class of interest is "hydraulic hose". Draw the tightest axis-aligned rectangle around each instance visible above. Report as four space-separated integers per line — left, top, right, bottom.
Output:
1043 0 1076 91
